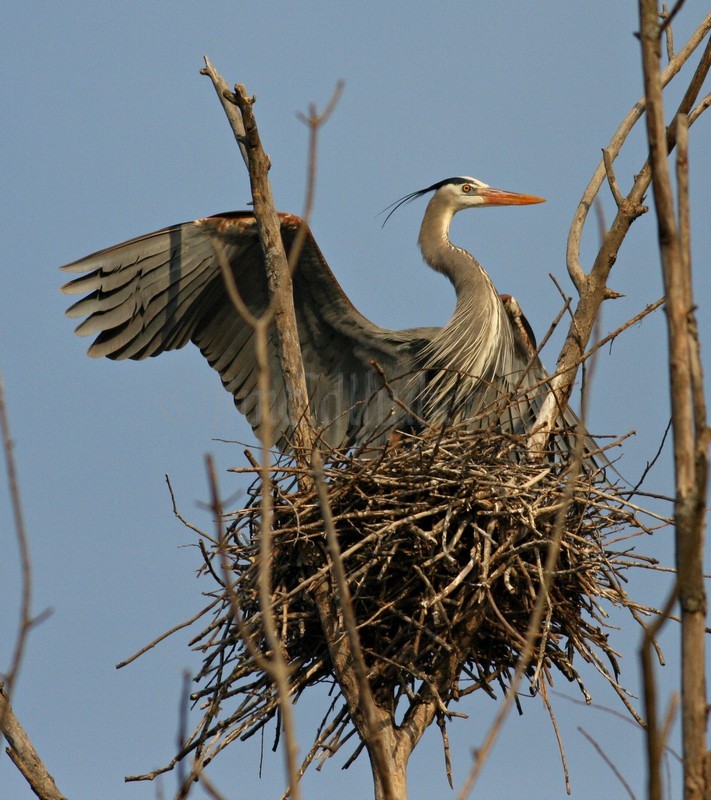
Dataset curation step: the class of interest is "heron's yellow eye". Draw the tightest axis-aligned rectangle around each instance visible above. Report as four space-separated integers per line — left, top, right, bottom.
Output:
462 184 472 193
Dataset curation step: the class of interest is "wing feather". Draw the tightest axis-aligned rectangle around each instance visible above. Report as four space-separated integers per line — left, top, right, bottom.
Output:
61 211 421 448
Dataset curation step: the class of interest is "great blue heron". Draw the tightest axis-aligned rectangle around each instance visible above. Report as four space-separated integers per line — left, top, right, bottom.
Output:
62 176 555 451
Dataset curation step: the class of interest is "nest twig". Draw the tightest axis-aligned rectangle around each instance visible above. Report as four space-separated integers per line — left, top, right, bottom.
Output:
141 425 670 781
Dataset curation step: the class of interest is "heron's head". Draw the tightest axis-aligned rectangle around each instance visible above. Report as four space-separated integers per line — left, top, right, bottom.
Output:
430 177 545 211
382 176 545 225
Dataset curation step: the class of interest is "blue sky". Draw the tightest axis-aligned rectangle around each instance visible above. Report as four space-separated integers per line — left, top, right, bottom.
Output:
2 3 710 798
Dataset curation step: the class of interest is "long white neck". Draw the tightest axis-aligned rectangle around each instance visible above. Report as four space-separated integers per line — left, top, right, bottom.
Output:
418 192 501 324
416 193 514 421
418 193 480 290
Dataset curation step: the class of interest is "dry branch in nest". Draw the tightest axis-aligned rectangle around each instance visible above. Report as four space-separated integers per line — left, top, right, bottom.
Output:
173 423 668 777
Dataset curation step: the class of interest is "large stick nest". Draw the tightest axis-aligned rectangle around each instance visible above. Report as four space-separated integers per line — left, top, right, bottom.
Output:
181 425 665 773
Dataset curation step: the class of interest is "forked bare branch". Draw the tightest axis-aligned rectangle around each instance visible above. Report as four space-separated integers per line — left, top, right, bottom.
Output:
530 11 711 454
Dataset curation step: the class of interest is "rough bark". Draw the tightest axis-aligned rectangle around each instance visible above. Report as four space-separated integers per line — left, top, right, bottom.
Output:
638 4 710 799
1 686 68 800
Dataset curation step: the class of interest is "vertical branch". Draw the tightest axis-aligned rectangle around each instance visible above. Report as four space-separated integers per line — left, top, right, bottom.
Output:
290 81 344 273
201 57 249 169
641 584 679 800
201 57 311 795
202 57 316 460
230 83 317 459
0 374 32 701
252 318 303 800
638 4 709 800
201 63 401 798
1 377 67 798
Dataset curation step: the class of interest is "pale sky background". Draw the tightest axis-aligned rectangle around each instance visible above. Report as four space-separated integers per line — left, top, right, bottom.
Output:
2 3 710 799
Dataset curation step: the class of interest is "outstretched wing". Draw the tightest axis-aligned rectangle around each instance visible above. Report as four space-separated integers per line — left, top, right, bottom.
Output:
62 212 429 448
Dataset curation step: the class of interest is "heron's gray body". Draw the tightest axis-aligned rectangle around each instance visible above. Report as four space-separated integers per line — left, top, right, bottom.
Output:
62 178 551 451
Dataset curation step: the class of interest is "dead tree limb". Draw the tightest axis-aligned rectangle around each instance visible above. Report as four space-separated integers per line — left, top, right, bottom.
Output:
0 377 61 798
0 685 67 800
229 83 316 459
530 11 711 452
201 62 401 799
638 4 709 799
199 67 310 798
0 374 33 702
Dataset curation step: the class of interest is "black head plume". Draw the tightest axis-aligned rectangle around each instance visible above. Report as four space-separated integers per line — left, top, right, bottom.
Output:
380 177 475 228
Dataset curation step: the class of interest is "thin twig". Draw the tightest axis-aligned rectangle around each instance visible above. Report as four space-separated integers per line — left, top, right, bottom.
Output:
0 374 32 702
578 726 637 799
659 1 686 38
290 81 345 275
116 600 219 669
602 148 625 207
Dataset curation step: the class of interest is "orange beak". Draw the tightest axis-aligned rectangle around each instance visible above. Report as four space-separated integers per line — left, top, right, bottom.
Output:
477 188 546 206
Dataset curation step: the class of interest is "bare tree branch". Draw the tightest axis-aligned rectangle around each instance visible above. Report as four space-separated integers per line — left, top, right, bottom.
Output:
0 377 66 799
0 685 67 800
200 62 405 799
638 4 709 799
565 13 711 287
0 374 32 701
229 82 317 459
200 60 314 798
200 56 249 169
530 13 711 453
578 726 637 800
